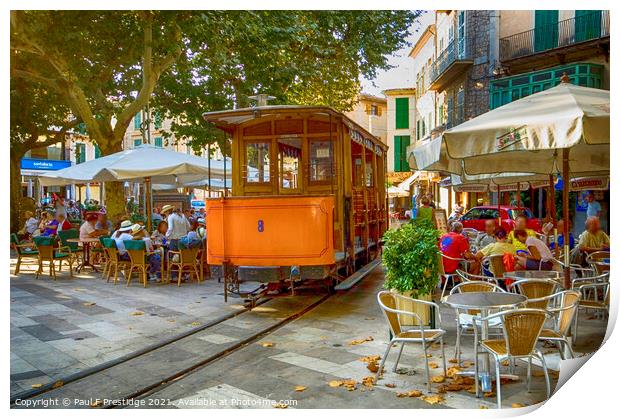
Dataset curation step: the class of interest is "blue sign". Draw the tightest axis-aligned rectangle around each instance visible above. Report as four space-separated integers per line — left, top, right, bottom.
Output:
190 200 205 209
21 158 71 171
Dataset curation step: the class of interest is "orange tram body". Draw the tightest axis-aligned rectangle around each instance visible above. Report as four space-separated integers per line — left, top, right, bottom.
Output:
202 106 388 301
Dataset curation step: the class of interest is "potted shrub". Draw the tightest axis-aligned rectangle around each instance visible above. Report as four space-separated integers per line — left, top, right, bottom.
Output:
382 218 440 326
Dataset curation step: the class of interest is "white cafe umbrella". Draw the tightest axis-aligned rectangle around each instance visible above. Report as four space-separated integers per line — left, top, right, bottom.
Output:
85 183 92 201
27 179 33 198
387 186 409 198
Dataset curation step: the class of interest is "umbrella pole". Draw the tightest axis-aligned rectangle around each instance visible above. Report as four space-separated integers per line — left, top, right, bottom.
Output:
516 182 521 209
145 176 152 232
497 185 501 226
562 149 570 289
549 174 556 221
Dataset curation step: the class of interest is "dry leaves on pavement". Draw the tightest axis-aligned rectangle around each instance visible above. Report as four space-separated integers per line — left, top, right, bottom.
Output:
362 376 375 388
130 311 144 316
430 375 446 383
261 342 275 348
349 336 374 345
448 358 459 364
273 403 288 409
52 381 64 389
83 302 96 307
385 383 396 388
396 390 422 398
421 395 444 405
294 386 307 392
30 383 43 389
512 403 526 408
429 362 439 369
328 379 357 391
190 322 201 327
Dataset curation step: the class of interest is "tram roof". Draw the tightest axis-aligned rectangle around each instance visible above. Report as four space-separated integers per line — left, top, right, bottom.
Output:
203 105 387 151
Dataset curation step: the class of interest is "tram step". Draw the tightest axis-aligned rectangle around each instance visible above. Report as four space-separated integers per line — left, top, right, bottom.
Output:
334 258 381 291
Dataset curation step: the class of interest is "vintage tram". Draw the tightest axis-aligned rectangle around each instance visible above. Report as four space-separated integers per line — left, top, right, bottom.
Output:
202 105 388 302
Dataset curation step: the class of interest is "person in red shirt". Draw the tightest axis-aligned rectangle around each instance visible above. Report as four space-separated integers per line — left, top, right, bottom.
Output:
439 221 476 274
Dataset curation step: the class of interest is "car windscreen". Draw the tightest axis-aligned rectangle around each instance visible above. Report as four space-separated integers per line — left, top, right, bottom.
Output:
508 208 534 219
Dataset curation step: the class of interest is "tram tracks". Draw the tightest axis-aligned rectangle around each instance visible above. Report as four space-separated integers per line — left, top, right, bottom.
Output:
11 260 378 409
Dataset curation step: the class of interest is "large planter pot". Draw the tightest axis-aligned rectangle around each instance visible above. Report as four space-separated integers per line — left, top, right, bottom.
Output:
393 290 433 327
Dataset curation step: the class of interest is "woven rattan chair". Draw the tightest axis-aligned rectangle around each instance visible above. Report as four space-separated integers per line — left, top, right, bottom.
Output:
585 251 610 275
439 252 473 299
448 280 506 364
508 278 561 309
573 280 610 344
531 290 580 359
473 308 552 408
11 233 38 274
57 229 82 267
33 236 73 280
123 240 149 287
483 254 507 278
167 242 202 286
97 236 111 278
102 238 130 285
376 291 447 392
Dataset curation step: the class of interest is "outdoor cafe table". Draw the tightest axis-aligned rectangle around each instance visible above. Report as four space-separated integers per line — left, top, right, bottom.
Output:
67 237 101 273
443 291 527 393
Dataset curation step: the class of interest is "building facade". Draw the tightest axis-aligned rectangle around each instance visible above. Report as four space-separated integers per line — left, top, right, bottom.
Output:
410 24 437 143
383 88 416 176
345 93 387 144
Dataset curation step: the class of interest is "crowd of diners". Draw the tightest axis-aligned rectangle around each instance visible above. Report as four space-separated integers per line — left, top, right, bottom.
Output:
439 213 609 277
17 204 207 283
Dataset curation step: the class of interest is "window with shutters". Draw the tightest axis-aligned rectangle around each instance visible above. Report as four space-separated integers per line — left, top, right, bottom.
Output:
154 112 163 129
395 97 409 129
94 145 101 159
75 143 86 164
534 10 559 52
134 112 142 130
134 139 142 148
393 135 411 172
370 104 379 116
155 137 163 148
575 10 602 42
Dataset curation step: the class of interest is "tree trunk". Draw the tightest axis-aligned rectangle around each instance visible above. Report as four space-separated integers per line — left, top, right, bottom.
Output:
10 153 24 234
99 139 125 224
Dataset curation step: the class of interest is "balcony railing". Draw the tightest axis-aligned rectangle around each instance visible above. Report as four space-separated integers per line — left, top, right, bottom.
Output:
500 10 610 62
430 37 471 83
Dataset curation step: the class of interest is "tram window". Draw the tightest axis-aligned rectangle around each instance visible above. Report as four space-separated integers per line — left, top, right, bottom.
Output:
365 162 373 187
309 139 334 183
245 142 271 183
278 138 301 190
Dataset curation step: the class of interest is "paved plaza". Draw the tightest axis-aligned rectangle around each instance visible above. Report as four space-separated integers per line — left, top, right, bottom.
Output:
10 256 607 409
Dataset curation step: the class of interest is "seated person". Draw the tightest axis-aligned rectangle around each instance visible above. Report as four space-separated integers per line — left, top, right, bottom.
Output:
578 216 610 254
79 214 109 240
439 221 477 274
56 213 73 233
196 218 206 241
474 227 516 275
19 211 39 239
549 218 575 251
151 220 168 246
112 221 134 259
41 211 59 236
507 214 537 252
474 219 497 250
513 229 554 271
95 213 114 235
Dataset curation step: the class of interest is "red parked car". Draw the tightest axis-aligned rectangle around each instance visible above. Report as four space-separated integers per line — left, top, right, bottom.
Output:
459 206 542 233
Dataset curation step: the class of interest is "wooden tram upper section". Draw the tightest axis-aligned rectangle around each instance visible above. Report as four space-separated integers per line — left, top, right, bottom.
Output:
203 105 388 263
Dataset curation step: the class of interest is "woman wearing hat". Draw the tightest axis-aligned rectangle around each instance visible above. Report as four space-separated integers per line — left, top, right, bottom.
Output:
130 223 162 281
113 221 134 259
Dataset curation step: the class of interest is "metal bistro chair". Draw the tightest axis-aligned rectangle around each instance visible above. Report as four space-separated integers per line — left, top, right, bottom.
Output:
483 254 508 279
573 280 610 344
473 308 552 409
33 236 73 280
376 291 447 392
102 238 130 285
57 229 82 268
10 233 39 274
550 257 595 279
439 252 473 299
167 241 202 286
585 251 610 275
456 269 499 286
570 272 609 297
448 280 506 364
508 278 561 310
123 240 149 287
530 290 581 359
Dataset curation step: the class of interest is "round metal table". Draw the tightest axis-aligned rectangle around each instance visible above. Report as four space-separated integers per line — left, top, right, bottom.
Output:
444 292 527 393
68 237 101 273
503 271 560 281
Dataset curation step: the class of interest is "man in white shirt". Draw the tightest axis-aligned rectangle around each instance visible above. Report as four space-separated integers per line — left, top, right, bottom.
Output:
513 229 554 270
165 207 190 250
113 221 134 257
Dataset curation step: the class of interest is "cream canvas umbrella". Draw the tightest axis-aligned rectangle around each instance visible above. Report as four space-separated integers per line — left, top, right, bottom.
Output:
387 185 409 198
39 144 232 230
415 79 610 287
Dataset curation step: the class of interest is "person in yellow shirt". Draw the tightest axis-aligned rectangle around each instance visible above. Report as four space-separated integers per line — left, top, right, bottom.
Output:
507 214 537 252
476 227 516 260
578 216 610 253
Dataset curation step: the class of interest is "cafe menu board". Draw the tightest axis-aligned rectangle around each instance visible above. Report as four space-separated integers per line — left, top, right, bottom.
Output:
433 209 448 234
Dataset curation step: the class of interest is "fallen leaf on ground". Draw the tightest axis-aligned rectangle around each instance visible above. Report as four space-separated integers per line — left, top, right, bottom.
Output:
484 391 496 398
328 380 343 388
448 358 459 364
30 383 43 389
190 321 201 327
462 361 474 367
366 361 379 373
90 400 103 407
130 311 144 316
397 390 422 398
273 403 288 409
349 336 374 345
261 342 275 348
421 395 444 405
480 405 489 409
83 302 96 307
501 360 510 366
446 366 461 378
294 386 307 392
512 403 526 408
429 362 439 369
362 376 375 387
431 375 445 383
359 355 381 363
385 383 396 388
52 381 64 389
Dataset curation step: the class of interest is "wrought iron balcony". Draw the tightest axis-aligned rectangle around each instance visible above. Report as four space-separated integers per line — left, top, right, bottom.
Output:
429 38 473 91
500 10 610 62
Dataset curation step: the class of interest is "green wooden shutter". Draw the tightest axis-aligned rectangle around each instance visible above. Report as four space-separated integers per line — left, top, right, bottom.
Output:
395 98 409 129
154 112 163 129
134 139 142 148
94 145 101 159
394 136 402 172
400 135 410 172
76 143 86 163
134 112 142 130
534 10 559 52
575 11 602 42
154 137 163 147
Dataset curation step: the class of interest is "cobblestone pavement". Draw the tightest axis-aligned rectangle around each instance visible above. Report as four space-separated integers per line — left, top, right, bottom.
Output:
11 257 607 409
10 256 245 396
